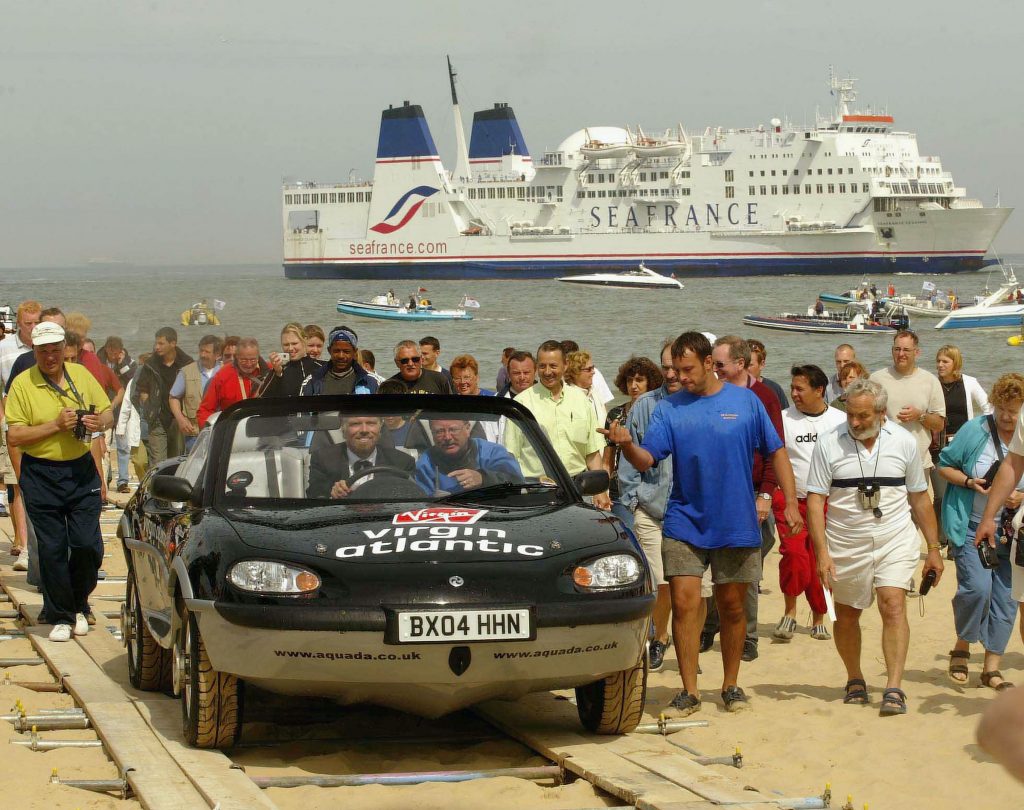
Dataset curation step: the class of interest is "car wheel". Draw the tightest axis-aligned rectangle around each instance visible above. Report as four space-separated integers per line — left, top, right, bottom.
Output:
124 569 172 693
575 654 647 735
180 610 243 749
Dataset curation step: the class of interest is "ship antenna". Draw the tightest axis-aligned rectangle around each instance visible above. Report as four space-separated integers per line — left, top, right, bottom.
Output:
448 55 472 184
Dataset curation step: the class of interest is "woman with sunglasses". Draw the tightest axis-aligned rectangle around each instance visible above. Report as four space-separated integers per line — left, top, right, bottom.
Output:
565 350 606 427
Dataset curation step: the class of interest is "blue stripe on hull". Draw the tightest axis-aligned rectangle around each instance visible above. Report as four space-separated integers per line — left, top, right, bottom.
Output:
938 315 1024 330
283 255 993 281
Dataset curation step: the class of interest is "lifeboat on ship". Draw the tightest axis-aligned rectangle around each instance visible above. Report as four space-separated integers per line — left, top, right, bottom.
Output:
632 126 688 159
579 128 633 160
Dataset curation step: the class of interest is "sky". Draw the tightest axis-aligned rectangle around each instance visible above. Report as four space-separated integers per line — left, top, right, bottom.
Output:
1 0 1021 267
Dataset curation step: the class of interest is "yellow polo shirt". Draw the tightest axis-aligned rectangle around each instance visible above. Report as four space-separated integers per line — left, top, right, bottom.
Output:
5 364 111 460
504 383 603 477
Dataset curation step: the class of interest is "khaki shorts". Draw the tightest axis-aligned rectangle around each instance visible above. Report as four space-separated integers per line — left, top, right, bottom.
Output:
663 537 762 586
0 436 15 487
632 507 665 586
828 520 919 610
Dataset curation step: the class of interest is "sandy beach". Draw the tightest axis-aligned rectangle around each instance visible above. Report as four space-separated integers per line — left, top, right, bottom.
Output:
1 509 1021 809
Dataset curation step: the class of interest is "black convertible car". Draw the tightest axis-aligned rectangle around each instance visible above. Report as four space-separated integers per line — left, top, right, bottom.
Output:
119 395 653 748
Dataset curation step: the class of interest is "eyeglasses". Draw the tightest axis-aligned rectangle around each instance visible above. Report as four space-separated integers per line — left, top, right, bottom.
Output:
712 361 731 369
582 365 595 373
399 356 422 365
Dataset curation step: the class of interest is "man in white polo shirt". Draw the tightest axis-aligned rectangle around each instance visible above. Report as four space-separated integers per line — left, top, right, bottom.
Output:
807 378 944 716
771 364 847 644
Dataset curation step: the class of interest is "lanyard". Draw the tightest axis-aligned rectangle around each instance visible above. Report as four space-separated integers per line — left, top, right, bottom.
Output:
43 365 85 410
853 431 882 479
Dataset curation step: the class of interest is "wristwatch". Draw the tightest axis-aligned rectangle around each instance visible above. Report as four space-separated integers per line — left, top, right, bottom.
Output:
758 492 771 501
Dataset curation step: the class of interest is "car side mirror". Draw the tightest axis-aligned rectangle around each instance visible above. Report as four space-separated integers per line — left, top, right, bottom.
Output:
573 470 609 496
151 475 194 504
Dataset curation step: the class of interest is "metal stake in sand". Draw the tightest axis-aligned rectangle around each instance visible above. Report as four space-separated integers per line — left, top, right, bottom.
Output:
50 770 131 799
14 714 91 732
11 728 103 751
0 657 44 668
634 716 710 734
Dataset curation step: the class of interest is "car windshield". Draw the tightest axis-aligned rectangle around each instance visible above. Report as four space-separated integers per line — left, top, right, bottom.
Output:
214 398 568 507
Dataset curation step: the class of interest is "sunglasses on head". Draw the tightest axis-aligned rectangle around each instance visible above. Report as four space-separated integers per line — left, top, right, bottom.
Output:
399 356 422 365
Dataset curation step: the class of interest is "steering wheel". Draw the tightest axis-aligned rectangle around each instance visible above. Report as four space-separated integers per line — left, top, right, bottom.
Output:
347 464 415 487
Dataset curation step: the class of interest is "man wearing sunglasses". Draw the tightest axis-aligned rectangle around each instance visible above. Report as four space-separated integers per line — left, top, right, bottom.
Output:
388 340 454 395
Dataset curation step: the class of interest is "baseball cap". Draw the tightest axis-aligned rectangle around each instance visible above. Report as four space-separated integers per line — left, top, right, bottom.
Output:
31 322 66 345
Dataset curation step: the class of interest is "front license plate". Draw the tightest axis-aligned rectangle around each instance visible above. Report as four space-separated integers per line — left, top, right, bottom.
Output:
396 608 532 643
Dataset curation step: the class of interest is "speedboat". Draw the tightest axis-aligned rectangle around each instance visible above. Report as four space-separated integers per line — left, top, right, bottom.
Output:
744 303 908 335
935 266 1024 330
557 262 684 290
337 298 473 321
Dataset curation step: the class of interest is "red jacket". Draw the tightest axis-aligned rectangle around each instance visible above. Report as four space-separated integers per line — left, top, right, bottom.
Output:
748 376 783 495
197 363 264 427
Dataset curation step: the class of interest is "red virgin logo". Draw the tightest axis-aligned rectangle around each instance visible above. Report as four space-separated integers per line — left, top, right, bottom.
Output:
392 508 488 525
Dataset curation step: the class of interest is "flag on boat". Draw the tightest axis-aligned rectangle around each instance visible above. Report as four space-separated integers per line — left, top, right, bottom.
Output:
921 281 936 293
418 287 428 293
460 296 481 309
212 299 227 311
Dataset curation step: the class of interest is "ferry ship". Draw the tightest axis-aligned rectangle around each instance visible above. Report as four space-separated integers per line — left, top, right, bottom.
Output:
282 64 1011 280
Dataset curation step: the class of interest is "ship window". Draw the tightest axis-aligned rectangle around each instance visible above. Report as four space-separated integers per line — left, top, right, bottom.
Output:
792 185 800 195
771 185 778 195
660 172 669 179
557 186 563 201
587 190 595 198
284 194 292 204
816 169 822 175
828 169 833 175
749 171 754 177
487 188 495 199
782 185 789 195
760 170 765 177
301 194 310 204
639 173 647 181
839 184 846 193
771 170 776 177
517 187 525 200
587 174 595 183
817 184 824 194
760 185 767 195
347 193 355 202
782 169 788 176
356 192 364 202
749 186 756 195
827 184 834 193
805 184 812 194
681 188 691 195
681 171 690 178
330 193 337 203
725 170 734 182
851 185 858 194
497 188 505 199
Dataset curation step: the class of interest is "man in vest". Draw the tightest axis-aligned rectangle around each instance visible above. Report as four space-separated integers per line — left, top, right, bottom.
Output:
169 335 223 452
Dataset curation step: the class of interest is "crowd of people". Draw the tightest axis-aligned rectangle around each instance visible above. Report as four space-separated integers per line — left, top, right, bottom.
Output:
3 302 1024 739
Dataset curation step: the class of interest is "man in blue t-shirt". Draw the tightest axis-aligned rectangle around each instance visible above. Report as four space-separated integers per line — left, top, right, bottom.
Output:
605 331 802 717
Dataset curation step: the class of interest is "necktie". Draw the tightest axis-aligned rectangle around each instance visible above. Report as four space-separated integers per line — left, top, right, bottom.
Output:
352 459 372 476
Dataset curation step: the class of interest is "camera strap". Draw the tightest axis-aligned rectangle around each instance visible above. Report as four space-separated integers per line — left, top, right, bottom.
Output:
988 414 1005 463
42 364 85 410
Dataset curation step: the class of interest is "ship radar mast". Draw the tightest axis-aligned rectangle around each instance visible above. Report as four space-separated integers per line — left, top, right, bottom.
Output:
828 65 858 118
448 56 472 183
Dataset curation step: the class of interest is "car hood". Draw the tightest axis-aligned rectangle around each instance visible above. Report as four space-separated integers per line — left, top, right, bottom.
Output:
219 503 629 564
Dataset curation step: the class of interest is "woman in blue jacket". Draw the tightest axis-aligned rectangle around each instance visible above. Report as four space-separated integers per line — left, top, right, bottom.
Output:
938 373 1024 690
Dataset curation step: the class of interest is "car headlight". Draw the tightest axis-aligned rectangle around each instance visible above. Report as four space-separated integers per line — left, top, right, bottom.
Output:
572 554 642 590
228 560 320 595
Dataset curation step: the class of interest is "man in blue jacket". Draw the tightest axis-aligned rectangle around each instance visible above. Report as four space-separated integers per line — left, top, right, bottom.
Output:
618 341 680 671
416 418 521 495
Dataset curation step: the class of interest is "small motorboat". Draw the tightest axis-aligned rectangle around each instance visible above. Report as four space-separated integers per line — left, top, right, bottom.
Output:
935 266 1024 330
744 303 908 335
180 300 221 327
0 305 16 334
557 262 684 290
337 296 473 321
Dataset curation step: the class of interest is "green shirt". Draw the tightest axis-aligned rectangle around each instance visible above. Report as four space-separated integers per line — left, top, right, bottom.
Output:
5 363 112 461
504 383 602 477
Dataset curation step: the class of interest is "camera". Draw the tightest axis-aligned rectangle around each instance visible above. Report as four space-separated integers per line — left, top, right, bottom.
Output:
982 460 1002 489
978 541 999 570
72 405 95 442
919 569 938 596
857 481 883 518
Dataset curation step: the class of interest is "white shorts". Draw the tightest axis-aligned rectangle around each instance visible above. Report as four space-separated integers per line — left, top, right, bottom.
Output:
632 507 665 586
828 520 920 610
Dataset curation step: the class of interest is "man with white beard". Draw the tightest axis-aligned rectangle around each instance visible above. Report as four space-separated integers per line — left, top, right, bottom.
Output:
806 378 944 716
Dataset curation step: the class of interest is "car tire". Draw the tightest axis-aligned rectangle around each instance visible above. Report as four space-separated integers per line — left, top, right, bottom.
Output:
181 610 243 749
575 654 647 735
125 569 172 693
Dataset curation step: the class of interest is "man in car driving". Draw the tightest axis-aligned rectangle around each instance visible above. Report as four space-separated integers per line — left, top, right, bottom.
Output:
307 414 414 499
415 418 522 496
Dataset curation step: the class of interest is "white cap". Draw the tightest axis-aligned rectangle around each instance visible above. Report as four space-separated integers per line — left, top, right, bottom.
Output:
31 322 65 346
701 331 717 344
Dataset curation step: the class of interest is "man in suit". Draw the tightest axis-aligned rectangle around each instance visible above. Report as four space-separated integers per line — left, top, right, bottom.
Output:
307 415 415 499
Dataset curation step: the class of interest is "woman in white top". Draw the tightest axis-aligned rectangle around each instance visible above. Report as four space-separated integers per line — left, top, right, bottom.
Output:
934 345 992 542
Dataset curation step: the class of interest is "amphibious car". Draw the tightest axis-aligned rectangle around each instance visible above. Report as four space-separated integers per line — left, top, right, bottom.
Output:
119 395 653 748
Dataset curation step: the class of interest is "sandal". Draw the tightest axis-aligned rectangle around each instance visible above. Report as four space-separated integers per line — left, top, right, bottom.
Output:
772 616 797 641
980 670 1015 691
948 649 970 684
843 678 869 705
810 624 832 641
879 687 907 716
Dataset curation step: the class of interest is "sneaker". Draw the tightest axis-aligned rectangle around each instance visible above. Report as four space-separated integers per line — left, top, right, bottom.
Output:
0 505 8 517
74 613 89 636
699 630 716 653
772 615 797 641
662 690 702 718
13 552 28 572
84 610 97 627
742 639 759 662
49 624 72 642
117 483 131 494
722 685 751 712
810 623 832 641
649 640 667 671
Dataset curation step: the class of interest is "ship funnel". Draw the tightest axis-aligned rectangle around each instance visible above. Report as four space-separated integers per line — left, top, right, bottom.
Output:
376 102 439 161
469 103 530 161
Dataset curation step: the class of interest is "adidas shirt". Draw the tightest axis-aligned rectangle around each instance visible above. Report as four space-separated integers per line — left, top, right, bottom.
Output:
781 405 848 497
